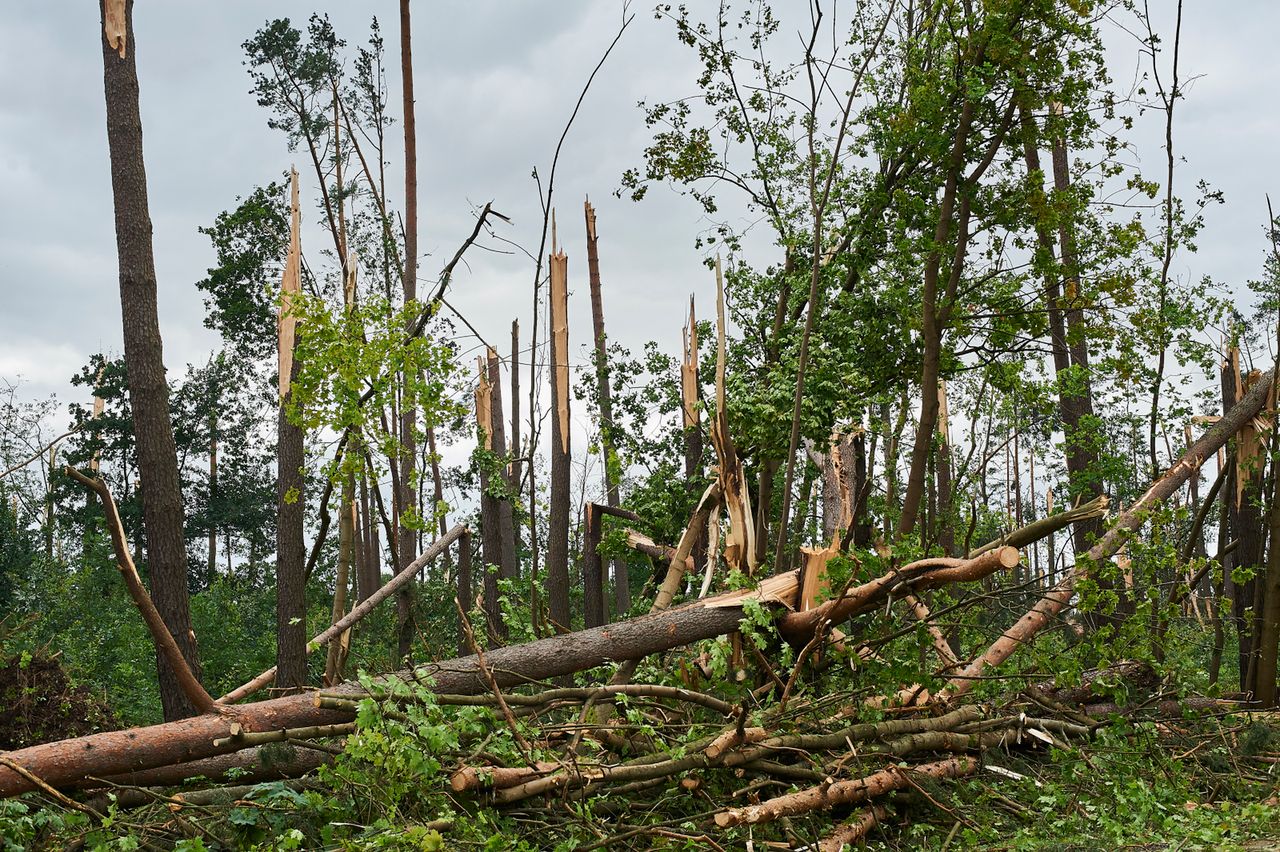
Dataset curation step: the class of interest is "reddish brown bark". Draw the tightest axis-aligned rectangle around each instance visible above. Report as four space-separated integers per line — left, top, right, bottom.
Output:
99 0 203 721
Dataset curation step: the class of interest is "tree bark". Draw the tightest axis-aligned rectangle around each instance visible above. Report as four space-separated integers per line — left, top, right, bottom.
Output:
396 0 420 663
585 200 627 618
275 169 307 694
475 358 504 640
487 348 518 583
457 528 473 657
100 0 202 720
583 503 605 628
898 101 974 539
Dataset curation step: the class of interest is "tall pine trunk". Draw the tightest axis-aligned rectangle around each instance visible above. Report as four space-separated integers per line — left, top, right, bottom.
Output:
99 0 203 720
396 0 420 662
275 169 307 693
584 201 627 617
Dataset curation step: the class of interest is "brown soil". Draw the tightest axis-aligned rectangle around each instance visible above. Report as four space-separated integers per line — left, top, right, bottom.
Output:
0 652 117 750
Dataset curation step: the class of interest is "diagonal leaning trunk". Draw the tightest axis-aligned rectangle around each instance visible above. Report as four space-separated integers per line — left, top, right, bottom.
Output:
941 366 1278 702
99 0 203 721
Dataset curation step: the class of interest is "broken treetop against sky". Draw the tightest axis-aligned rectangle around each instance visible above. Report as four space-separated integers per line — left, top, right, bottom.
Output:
1 2 1278 410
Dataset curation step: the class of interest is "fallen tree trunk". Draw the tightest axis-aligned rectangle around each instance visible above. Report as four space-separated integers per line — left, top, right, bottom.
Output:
0 547 1009 796
715 756 979 827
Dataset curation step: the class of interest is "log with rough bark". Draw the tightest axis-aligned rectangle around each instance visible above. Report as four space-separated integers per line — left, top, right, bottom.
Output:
100 0 203 721
941 366 1276 701
0 542 1012 796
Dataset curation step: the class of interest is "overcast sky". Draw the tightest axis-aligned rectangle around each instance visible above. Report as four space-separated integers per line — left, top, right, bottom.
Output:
2 1 1279 427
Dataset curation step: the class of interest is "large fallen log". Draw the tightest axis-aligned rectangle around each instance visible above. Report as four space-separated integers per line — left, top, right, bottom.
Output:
0 547 1012 796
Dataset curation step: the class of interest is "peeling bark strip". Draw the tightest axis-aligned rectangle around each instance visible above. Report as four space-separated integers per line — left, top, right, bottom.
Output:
715 757 978 827
547 247 572 630
942 367 1277 701
278 169 301 399
711 258 756 573
486 347 518 583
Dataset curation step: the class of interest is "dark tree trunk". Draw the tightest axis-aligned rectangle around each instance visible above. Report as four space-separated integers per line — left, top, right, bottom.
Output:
396 0 420 663
1224 359 1265 692
487 348 518 583
357 471 381 603
585 201 627 619
476 359 505 640
583 503 605 628
899 102 975 538
457 528 473 657
99 0 203 721
275 369 307 692
1017 103 1108 625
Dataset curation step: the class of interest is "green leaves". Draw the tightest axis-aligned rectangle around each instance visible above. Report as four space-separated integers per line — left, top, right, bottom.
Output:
286 293 465 487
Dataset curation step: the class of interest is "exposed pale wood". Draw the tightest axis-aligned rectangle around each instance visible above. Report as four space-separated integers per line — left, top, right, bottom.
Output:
711 258 756 573
547 246 572 629
103 0 126 58
278 168 301 399
797 545 837 612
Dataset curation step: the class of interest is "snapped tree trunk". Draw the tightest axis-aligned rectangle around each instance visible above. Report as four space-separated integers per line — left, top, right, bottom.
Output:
584 200 627 619
475 357 504 639
275 168 307 694
487 348 518 583
546 248 572 631
396 0 420 663
99 0 202 720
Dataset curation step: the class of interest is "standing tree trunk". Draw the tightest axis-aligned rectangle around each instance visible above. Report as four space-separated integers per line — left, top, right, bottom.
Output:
324 483 355 686
936 382 955 555
99 0 203 720
582 503 605 628
487 349 518 583
275 169 307 693
357 471 381 603
1225 356 1266 692
207 409 217 582
584 200 627 619
456 528 473 657
396 0 420 662
1018 102 1108 622
546 247 572 631
899 101 975 539
475 358 504 640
